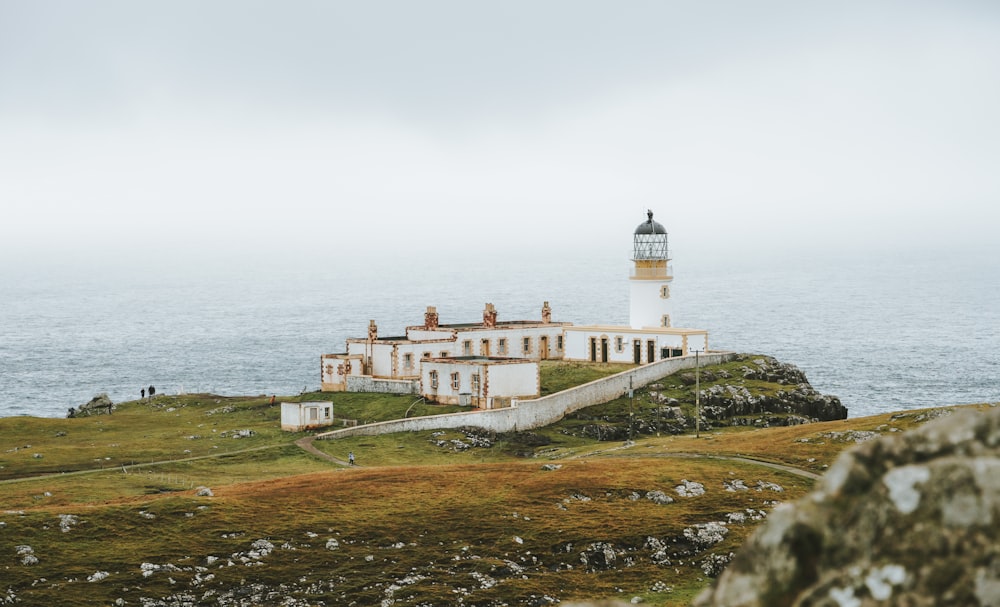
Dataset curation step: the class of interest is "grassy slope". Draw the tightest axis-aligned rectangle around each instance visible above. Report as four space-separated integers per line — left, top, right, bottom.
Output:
0 361 992 606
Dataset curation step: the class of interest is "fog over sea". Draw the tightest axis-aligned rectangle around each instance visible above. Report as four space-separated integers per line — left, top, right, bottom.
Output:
1 248 997 419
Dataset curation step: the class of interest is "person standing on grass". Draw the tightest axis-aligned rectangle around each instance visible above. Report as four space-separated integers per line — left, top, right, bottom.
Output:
141 388 145 400
348 452 355 466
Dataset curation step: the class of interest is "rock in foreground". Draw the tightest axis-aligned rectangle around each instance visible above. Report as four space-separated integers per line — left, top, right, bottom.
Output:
694 405 1000 607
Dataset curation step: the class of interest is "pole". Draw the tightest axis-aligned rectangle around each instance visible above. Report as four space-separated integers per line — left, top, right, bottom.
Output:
695 350 701 439
628 376 634 443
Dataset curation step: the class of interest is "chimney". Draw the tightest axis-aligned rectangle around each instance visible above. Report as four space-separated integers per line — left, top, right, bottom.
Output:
483 303 497 328
541 301 552 324
424 306 439 330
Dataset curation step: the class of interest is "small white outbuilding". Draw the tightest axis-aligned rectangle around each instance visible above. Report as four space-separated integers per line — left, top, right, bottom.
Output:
280 401 334 432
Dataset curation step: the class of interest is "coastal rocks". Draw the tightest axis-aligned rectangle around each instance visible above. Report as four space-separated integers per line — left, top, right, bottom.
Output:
67 393 115 418
697 355 847 423
693 405 1000 607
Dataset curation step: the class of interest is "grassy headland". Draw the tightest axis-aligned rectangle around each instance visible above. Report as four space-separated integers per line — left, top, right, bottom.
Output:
0 358 991 606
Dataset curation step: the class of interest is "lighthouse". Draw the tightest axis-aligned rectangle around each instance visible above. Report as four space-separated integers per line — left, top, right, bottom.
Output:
629 210 674 330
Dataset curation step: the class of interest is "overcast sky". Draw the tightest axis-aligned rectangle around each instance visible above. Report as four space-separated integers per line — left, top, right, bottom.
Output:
2 0 998 267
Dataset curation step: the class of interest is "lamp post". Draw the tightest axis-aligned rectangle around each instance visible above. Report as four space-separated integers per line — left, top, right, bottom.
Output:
694 349 702 439
628 376 634 443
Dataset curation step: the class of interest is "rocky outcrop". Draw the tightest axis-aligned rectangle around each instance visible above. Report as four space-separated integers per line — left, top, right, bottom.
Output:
693 405 1000 607
696 355 847 423
67 393 115 418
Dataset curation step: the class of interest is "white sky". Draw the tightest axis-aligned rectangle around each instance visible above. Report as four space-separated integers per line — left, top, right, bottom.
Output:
2 0 998 267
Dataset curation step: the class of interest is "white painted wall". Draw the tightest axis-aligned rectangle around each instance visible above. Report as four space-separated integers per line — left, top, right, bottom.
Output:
420 358 539 405
449 325 566 360
563 326 707 363
406 328 457 341
629 278 674 329
320 354 363 390
485 362 540 397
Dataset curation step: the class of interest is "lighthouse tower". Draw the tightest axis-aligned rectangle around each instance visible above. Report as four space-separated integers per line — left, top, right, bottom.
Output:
629 210 674 329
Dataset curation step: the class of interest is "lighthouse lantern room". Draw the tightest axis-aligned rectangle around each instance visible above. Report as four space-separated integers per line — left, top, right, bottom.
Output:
629 210 674 330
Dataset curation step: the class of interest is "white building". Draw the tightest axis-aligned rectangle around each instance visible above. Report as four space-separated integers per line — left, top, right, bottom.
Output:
320 210 708 404
562 210 708 363
421 356 539 408
321 303 569 395
281 401 334 432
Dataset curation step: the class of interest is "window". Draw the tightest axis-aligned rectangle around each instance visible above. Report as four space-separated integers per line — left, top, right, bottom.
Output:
615 336 624 352
471 373 480 392
660 285 671 299
462 340 472 356
423 351 432 359
556 335 563 351
403 353 413 369
661 314 671 328
429 370 438 389
522 336 531 355
324 407 331 419
498 338 507 355
440 351 449 358
309 407 318 421
450 372 460 390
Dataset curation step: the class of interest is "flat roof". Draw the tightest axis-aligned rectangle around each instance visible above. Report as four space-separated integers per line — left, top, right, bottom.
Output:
426 355 534 364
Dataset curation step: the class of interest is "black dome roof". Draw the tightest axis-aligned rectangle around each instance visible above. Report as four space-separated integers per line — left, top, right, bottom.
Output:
635 210 666 235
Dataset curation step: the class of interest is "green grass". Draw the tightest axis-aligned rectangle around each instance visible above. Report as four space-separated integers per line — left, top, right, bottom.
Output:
0 457 812 607
539 360 636 395
0 359 990 606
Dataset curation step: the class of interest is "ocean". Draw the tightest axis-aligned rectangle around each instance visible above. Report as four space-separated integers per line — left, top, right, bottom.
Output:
1 248 997 419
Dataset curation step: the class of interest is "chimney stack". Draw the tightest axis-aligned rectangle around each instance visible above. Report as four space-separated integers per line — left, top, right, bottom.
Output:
424 306 439 330
483 303 498 328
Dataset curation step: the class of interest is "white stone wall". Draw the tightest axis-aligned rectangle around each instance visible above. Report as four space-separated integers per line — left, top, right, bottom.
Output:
314 352 735 438
345 376 419 395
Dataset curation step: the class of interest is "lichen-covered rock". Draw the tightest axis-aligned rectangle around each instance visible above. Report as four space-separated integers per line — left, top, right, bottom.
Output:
67 393 115 418
580 542 618 570
693 406 1000 607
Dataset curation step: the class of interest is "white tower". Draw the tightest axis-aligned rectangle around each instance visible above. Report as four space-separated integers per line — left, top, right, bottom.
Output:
629 210 674 329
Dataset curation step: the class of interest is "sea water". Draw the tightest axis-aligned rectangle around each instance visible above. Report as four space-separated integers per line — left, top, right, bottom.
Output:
1 249 997 419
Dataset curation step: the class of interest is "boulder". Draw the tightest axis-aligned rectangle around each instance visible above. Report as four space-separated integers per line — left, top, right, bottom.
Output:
694 406 1000 607
68 393 115 418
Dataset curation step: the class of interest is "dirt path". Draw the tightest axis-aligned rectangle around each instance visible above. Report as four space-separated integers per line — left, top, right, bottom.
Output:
570 447 821 480
294 436 353 466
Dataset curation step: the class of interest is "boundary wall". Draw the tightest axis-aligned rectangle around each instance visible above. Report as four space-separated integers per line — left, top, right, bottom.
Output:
345 376 419 395
315 352 736 441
